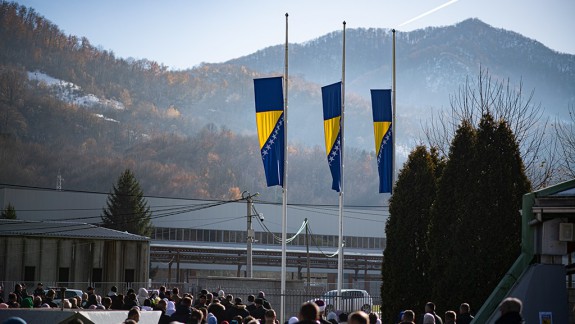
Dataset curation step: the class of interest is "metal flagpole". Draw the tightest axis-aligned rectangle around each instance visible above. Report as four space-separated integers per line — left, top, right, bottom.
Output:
337 20 346 307
280 12 289 324
391 29 396 186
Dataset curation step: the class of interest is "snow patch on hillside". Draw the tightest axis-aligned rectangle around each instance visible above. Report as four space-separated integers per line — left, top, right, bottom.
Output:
27 71 125 111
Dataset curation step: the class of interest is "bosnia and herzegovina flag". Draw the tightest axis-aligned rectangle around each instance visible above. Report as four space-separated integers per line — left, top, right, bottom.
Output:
254 77 284 187
370 89 393 193
322 82 343 192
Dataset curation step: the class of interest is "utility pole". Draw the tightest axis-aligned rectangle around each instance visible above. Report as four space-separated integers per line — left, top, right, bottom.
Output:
305 218 310 289
243 191 258 278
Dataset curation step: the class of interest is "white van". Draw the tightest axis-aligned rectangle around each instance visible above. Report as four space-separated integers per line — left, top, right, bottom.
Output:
313 289 373 314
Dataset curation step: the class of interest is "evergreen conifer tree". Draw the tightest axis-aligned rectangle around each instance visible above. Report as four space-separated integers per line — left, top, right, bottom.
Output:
380 146 443 323
428 113 531 311
101 169 153 237
428 120 478 308
1 203 17 219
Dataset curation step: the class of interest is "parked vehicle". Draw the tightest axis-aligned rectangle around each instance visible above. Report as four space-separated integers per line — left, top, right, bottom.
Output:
44 288 83 306
311 289 373 314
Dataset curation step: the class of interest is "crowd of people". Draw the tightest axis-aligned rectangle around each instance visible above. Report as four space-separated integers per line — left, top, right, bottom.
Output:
0 283 525 324
395 299 524 324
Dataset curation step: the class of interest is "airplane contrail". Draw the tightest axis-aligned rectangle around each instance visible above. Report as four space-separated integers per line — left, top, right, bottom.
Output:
398 0 460 27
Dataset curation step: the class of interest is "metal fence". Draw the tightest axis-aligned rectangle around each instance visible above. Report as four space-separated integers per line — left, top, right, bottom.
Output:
0 280 382 320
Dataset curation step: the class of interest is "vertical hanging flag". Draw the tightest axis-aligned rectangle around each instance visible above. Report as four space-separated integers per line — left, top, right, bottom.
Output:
322 82 343 192
254 76 284 187
371 89 393 193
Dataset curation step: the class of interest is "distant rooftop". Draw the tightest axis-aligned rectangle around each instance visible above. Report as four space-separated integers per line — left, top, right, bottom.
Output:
0 219 149 241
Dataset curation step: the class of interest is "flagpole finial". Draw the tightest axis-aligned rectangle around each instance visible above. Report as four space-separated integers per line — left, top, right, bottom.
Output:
392 28 396 33
285 13 288 17
343 21 346 26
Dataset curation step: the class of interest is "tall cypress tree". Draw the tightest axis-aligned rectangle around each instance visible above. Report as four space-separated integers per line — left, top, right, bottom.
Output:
428 113 531 312
469 114 531 306
381 146 443 323
101 169 153 237
428 120 477 309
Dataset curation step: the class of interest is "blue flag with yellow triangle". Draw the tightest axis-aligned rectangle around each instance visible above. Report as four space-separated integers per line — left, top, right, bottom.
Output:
322 82 342 192
254 77 284 187
371 89 393 193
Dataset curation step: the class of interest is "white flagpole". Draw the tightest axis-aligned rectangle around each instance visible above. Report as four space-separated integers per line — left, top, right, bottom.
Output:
392 29 396 186
337 20 346 306
280 12 288 324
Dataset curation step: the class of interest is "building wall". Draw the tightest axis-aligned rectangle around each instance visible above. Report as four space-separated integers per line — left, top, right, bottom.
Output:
0 236 149 288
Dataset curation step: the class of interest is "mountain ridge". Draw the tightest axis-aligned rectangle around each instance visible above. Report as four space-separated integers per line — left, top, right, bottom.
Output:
0 2 572 202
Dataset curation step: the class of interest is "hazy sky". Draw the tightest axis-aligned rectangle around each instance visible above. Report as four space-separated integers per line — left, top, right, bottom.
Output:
15 0 575 70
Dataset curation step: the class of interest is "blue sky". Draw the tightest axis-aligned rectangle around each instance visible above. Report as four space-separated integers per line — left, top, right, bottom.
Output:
15 0 575 70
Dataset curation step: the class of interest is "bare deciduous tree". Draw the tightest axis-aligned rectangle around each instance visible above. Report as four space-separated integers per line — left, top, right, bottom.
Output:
423 68 557 189
555 105 575 179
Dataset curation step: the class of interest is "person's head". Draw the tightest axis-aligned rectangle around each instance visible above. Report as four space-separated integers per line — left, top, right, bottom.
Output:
111 286 118 293
348 311 369 324
208 301 226 321
190 308 204 324
206 292 213 302
37 283 43 289
444 311 456 323
102 297 112 309
173 287 179 295
423 313 435 324
226 294 234 302
63 299 72 309
314 300 326 316
459 303 470 314
181 296 193 308
8 293 16 302
401 310 415 322
327 312 338 323
499 297 522 315
199 294 207 304
425 302 436 314
157 299 167 311
127 307 140 322
258 291 265 299
67 319 85 324
247 295 255 303
46 289 56 299
88 293 98 304
265 309 276 322
159 286 166 293
254 298 263 308
299 302 319 321
14 283 22 292
87 286 95 295
34 296 43 306
69 297 78 308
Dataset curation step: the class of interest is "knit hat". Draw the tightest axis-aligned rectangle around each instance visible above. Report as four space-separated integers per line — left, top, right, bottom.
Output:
314 299 326 312
166 301 176 316
327 312 338 321
208 313 218 324
288 317 299 324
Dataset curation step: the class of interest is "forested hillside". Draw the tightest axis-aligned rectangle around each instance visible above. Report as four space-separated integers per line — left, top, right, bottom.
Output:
0 2 381 204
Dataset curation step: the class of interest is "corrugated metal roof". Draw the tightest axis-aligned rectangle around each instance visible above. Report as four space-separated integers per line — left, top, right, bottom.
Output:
0 219 150 241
